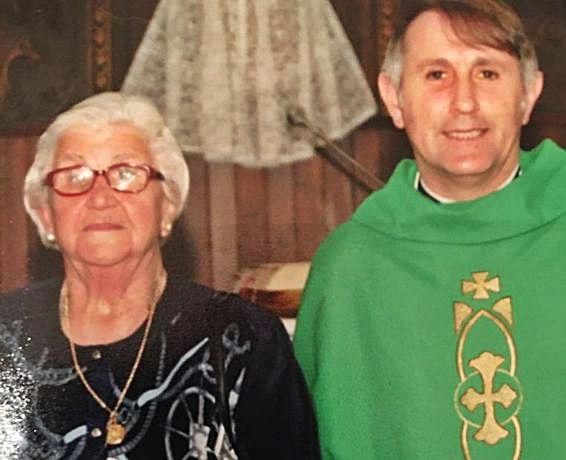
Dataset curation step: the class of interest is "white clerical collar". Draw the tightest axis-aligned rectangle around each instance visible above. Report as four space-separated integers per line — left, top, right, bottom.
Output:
415 165 521 204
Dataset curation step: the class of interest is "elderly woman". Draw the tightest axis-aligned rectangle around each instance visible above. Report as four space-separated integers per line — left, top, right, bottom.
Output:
0 92 320 459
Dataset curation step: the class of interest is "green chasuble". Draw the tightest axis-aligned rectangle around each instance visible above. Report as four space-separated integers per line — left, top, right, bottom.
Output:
294 140 566 459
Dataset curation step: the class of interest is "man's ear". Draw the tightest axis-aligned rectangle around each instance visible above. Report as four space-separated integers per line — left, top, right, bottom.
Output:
521 70 544 125
378 73 405 129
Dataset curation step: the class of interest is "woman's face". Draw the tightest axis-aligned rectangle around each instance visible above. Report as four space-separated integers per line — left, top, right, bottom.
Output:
39 123 175 269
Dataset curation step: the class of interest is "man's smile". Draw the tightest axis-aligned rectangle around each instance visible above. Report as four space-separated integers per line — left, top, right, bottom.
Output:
443 129 487 140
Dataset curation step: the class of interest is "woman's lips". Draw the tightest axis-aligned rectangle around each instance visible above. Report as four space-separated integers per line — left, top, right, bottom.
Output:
83 223 123 231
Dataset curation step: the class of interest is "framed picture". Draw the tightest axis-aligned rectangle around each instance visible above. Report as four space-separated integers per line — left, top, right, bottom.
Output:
0 0 112 134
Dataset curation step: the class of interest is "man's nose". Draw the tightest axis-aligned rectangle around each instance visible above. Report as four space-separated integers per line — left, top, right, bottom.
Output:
452 77 478 114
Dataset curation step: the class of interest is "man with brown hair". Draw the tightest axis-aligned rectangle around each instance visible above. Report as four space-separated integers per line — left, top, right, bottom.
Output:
294 0 566 458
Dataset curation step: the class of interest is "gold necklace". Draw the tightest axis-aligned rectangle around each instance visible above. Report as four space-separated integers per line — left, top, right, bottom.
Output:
60 270 167 446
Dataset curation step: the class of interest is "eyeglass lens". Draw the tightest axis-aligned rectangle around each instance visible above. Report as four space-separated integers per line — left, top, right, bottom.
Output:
108 165 149 191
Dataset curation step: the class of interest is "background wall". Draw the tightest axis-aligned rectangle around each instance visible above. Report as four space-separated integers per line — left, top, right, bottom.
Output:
1 0 565 293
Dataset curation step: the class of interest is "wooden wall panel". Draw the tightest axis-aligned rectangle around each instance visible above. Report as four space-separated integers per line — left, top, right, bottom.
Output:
322 140 356 230
208 163 239 290
178 155 213 286
235 166 269 269
352 125 381 207
267 165 298 262
0 137 35 292
293 156 327 261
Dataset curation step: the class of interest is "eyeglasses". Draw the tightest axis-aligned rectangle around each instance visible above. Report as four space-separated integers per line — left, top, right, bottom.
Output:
45 163 165 196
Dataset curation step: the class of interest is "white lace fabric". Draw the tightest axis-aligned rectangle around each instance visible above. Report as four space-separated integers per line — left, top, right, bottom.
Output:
122 0 377 167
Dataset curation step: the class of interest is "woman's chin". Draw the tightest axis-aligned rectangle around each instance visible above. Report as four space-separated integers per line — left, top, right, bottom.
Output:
72 241 133 268
62 233 160 269
77 251 131 268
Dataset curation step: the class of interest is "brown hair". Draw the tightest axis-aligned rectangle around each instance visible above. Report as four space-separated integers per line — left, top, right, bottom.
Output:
381 0 538 88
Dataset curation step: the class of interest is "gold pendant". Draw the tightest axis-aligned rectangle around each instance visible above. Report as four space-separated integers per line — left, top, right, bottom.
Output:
106 416 126 445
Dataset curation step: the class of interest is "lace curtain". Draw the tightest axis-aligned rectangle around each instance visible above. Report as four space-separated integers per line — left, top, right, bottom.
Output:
122 0 377 167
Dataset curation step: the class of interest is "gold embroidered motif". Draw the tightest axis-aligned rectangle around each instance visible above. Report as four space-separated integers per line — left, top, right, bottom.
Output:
455 309 517 378
460 418 522 460
462 272 500 299
454 302 473 333
460 352 517 444
454 272 522 459
493 297 513 325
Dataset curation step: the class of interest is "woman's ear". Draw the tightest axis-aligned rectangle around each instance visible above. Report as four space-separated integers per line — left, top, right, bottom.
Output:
37 205 55 236
378 73 405 129
160 200 177 239
35 205 58 245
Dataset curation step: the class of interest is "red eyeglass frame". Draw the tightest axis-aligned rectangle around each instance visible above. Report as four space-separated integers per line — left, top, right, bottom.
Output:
44 163 165 196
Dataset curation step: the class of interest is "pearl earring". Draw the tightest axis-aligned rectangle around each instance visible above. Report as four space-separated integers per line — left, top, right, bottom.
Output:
161 222 172 238
46 233 56 243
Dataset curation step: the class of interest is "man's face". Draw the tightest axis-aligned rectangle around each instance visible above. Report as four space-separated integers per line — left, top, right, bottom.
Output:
379 10 543 200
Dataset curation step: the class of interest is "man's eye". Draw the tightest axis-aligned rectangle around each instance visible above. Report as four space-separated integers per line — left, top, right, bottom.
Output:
426 70 445 80
480 69 499 80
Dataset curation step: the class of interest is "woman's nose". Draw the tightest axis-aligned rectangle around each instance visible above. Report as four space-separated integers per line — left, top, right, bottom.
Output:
85 174 118 209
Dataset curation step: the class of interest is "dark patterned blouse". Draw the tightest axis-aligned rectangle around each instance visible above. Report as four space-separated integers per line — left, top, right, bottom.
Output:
0 276 320 459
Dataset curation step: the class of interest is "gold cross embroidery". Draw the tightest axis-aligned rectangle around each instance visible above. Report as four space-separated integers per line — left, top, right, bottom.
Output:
462 272 500 300
460 352 517 445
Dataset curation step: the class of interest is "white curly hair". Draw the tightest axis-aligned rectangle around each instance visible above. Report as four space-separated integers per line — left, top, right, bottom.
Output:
23 91 190 248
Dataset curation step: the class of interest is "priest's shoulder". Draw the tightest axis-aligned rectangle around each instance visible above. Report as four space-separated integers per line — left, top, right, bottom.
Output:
311 218 379 268
522 138 566 161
